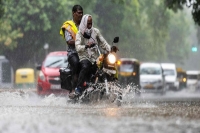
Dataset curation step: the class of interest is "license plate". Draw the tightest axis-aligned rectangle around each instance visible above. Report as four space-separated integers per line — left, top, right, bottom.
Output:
51 85 61 89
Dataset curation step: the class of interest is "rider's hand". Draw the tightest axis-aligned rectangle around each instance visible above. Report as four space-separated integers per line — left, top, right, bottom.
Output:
89 43 96 48
111 46 119 52
85 43 96 49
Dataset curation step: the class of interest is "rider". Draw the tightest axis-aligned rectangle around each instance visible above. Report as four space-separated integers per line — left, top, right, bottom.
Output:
60 5 83 92
72 14 111 97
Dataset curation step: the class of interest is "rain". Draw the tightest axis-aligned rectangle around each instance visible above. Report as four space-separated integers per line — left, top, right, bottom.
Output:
1 1 200 133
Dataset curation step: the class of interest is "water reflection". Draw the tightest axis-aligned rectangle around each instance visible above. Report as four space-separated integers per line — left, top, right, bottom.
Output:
103 107 120 117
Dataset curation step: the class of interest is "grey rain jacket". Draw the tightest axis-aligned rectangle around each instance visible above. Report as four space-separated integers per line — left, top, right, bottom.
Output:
75 28 111 64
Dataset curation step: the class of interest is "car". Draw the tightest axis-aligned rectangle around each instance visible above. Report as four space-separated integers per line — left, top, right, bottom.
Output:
161 63 179 91
186 70 200 91
140 62 166 94
36 51 69 96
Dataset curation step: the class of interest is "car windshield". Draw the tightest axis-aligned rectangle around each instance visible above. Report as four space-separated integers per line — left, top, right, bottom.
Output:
120 61 134 72
163 69 175 75
44 55 68 68
187 74 198 79
140 66 161 75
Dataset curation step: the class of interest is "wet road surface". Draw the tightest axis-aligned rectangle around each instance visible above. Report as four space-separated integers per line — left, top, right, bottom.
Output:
0 88 200 133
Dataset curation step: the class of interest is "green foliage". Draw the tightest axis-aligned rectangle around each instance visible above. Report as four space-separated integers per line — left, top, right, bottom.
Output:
93 0 141 60
119 0 148 59
165 10 190 64
0 21 23 51
142 1 169 61
164 0 200 26
0 0 23 52
0 0 4 18
92 0 173 62
1 0 73 70
0 0 23 53
164 0 185 11
94 0 125 42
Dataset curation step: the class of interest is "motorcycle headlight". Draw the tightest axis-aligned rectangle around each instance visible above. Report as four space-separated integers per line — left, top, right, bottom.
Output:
108 53 116 64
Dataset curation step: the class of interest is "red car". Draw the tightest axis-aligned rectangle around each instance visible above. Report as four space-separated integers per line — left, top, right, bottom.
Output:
36 51 69 96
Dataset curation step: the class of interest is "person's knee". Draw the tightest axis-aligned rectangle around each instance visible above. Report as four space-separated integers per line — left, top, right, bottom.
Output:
82 65 89 72
73 56 79 66
79 61 90 74
74 60 79 66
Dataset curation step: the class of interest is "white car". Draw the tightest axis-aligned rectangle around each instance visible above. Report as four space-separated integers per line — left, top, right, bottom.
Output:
140 63 166 94
161 63 179 91
186 71 200 90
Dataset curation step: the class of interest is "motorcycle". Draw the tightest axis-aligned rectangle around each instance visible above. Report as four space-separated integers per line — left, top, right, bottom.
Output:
59 37 122 106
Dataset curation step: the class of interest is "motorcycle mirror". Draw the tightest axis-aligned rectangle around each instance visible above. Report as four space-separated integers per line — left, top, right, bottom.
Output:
113 37 119 43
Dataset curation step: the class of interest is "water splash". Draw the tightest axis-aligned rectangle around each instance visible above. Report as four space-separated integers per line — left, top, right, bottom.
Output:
0 90 66 107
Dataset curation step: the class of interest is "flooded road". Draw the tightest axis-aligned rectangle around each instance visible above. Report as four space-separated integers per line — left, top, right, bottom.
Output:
0 89 200 133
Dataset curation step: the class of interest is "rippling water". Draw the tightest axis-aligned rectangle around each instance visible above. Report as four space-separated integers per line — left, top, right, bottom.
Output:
0 89 200 133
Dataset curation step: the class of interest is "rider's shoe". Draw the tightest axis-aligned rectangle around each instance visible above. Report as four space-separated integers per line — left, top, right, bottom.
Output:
68 92 78 99
68 87 82 99
75 87 82 96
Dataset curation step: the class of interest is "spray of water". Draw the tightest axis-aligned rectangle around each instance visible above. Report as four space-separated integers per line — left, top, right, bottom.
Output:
1 83 199 108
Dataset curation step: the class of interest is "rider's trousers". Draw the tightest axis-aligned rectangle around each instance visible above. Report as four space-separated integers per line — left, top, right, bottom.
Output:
68 53 80 90
76 59 92 90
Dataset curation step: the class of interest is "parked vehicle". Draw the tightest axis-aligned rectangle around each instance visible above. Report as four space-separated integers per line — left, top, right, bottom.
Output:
0 56 14 89
140 62 166 94
176 67 187 89
161 63 179 91
60 37 122 106
36 51 68 96
186 70 200 90
15 68 35 89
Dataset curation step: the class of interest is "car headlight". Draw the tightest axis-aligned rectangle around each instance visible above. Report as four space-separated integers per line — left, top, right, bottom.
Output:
39 71 46 81
107 53 116 64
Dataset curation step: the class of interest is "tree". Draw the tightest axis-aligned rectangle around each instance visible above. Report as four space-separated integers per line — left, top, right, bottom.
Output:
1 0 72 71
92 0 171 62
134 1 169 61
0 0 23 55
0 0 4 18
92 0 125 45
164 0 200 26
0 0 99 71
165 10 191 64
164 0 200 44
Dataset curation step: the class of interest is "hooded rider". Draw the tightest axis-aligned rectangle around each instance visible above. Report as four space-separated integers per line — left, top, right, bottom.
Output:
71 14 111 97
60 5 83 93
